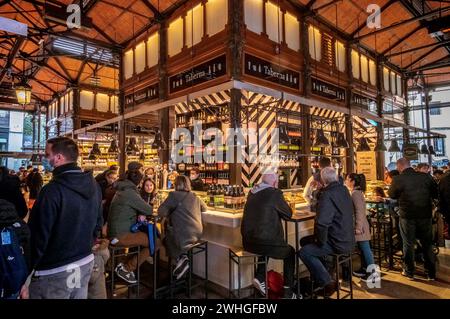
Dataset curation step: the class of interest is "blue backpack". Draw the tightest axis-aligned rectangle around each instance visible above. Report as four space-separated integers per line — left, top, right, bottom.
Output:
0 226 28 299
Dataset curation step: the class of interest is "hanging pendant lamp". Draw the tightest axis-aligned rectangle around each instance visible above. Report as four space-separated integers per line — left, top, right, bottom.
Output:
313 129 330 147
388 139 401 153
151 130 167 150
108 139 119 154
356 137 371 152
420 143 429 154
336 132 349 148
126 137 140 155
429 145 436 156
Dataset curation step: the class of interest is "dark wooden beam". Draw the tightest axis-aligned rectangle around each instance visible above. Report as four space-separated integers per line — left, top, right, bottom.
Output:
29 77 57 94
386 41 450 58
99 0 149 19
381 25 423 55
412 56 450 72
404 46 441 69
91 22 118 45
353 6 450 41
53 56 74 82
76 60 88 82
140 0 163 19
351 0 397 38
0 37 25 84
306 0 317 10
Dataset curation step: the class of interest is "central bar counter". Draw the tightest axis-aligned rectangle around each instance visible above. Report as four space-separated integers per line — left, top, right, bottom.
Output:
194 204 314 290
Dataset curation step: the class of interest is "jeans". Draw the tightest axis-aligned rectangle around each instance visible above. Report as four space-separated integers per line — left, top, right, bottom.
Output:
246 244 295 288
29 261 94 299
357 241 375 270
399 218 436 277
298 242 334 287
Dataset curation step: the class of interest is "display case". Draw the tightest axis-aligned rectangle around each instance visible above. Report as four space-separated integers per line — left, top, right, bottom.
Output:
156 187 306 215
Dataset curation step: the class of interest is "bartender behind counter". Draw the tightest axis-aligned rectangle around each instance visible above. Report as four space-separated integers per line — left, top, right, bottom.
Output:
189 167 206 191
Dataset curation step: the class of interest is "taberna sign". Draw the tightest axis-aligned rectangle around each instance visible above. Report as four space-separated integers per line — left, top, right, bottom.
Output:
125 83 159 108
169 55 227 94
403 143 419 161
244 54 300 90
311 78 346 102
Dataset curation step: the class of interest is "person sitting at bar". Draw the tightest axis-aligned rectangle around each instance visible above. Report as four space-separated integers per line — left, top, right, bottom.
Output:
189 167 205 191
140 178 157 205
241 171 297 299
298 167 354 297
345 173 376 280
108 168 153 284
158 175 207 280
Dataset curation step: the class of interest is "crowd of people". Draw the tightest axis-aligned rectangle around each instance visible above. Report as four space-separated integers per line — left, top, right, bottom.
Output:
1 136 450 299
242 157 450 299
0 137 207 299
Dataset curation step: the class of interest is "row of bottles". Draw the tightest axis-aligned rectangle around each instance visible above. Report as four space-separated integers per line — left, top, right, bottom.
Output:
207 184 246 210
203 173 229 185
279 155 300 168
177 162 230 172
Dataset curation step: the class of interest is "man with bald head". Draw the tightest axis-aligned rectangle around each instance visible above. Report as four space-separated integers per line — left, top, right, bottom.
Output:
241 171 297 299
388 158 438 281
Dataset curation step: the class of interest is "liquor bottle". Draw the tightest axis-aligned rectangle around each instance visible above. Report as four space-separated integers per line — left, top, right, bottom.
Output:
224 186 231 209
209 184 216 207
231 185 238 209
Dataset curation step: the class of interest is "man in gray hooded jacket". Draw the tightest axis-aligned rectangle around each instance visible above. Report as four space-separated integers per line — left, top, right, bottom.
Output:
241 172 296 299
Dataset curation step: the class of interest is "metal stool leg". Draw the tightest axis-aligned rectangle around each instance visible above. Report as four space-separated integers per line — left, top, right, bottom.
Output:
228 251 232 299
204 242 208 299
265 256 269 299
110 249 115 298
237 256 241 299
335 256 340 300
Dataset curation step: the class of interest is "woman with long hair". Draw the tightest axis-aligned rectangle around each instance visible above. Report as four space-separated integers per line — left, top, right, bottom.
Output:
140 178 157 205
157 175 207 279
345 173 376 279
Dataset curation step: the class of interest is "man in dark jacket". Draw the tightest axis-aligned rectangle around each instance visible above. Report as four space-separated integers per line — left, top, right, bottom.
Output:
20 137 103 299
241 172 296 299
388 158 438 280
298 167 354 295
0 166 28 219
189 168 205 191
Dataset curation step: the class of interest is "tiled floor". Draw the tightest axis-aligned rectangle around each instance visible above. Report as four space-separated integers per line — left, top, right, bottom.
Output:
111 248 450 300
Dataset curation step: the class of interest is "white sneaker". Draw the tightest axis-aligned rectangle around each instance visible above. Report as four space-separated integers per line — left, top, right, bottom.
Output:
252 278 266 296
115 263 137 284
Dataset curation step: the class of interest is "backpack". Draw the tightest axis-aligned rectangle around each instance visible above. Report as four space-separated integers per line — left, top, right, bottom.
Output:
0 226 28 299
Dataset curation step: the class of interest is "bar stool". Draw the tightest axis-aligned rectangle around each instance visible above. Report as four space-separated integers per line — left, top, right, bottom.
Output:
309 253 353 299
329 253 353 299
168 240 208 299
108 245 140 298
228 248 268 299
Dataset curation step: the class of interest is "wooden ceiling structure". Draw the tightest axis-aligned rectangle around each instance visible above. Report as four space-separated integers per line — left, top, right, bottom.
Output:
1 0 450 112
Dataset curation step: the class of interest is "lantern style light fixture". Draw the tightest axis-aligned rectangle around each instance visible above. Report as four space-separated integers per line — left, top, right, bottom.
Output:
108 138 119 154
15 81 32 105
429 145 436 156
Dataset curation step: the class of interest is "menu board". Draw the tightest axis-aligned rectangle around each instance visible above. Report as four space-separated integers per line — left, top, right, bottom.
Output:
356 151 377 181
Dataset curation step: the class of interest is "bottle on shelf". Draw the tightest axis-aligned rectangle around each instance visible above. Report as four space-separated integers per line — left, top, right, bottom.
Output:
209 184 216 207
